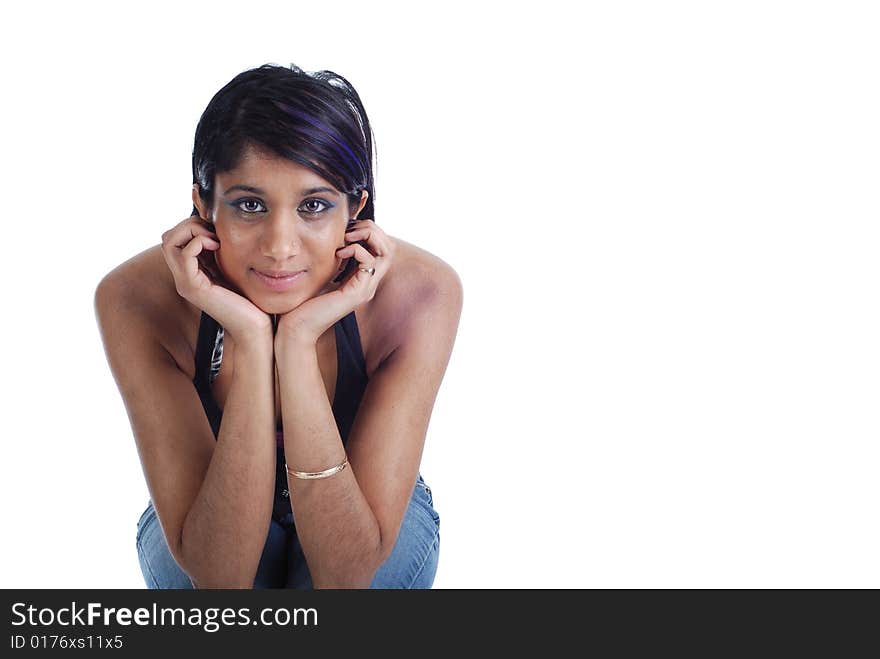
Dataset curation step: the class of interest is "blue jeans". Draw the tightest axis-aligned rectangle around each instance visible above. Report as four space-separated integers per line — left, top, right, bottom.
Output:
136 473 440 589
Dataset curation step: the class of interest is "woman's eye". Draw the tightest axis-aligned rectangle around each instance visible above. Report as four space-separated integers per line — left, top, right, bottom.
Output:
300 198 332 215
230 197 332 217
235 198 266 214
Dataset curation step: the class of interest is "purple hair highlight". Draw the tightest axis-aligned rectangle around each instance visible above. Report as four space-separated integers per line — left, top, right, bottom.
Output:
272 101 362 182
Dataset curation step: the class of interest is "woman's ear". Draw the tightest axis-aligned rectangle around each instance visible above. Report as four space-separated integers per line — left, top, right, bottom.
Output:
191 184 212 221
354 189 369 219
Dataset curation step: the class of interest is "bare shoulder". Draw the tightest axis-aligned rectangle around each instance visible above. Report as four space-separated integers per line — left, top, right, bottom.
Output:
364 235 463 371
381 235 463 301
95 244 199 378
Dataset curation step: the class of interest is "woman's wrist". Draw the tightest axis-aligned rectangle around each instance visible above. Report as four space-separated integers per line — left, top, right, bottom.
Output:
274 333 318 363
231 327 276 363
273 317 318 355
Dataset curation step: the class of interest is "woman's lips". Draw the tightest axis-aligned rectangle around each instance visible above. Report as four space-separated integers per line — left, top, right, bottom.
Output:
252 268 306 292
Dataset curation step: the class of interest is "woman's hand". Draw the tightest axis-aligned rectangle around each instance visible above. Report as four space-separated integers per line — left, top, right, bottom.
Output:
161 215 273 346
275 219 394 347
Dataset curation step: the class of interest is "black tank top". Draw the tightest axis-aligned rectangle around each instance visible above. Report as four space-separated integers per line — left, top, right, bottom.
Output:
192 311 369 523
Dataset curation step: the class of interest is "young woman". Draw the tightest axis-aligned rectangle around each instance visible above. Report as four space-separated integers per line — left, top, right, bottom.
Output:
95 64 463 589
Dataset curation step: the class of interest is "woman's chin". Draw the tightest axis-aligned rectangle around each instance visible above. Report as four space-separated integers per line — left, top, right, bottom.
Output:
251 296 304 316
244 273 336 315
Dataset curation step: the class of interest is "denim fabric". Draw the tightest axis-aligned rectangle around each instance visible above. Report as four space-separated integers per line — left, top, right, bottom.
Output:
136 473 440 589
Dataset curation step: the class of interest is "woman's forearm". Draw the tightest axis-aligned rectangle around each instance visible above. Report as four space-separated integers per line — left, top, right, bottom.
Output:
275 336 383 589
179 335 276 588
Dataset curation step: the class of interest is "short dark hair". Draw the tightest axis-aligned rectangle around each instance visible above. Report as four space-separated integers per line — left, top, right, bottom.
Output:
191 63 376 221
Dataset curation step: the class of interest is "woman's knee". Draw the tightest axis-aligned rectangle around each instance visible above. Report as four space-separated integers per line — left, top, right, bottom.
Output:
369 474 440 589
135 474 440 590
135 502 194 589
137 502 294 589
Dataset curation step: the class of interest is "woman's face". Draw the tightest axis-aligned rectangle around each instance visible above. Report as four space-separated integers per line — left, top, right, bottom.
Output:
192 144 368 315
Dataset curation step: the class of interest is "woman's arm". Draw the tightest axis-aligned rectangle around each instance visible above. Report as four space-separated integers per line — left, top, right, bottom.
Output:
179 332 277 588
275 337 383 589
275 265 463 589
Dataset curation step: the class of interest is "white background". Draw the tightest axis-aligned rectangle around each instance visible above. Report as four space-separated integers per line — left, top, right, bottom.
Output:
1 1 878 588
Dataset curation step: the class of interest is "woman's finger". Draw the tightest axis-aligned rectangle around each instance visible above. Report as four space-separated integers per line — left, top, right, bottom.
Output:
181 233 219 259
176 235 219 288
162 217 218 250
336 242 378 267
344 225 393 259
161 218 218 273
343 228 390 257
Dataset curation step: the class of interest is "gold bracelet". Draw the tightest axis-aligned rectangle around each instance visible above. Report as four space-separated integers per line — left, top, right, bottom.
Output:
285 457 349 480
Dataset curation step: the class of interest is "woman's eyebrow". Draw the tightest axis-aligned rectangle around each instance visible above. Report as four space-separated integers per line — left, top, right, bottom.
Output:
222 184 340 197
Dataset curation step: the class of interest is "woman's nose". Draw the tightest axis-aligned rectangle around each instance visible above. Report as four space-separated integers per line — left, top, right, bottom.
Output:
260 212 301 259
